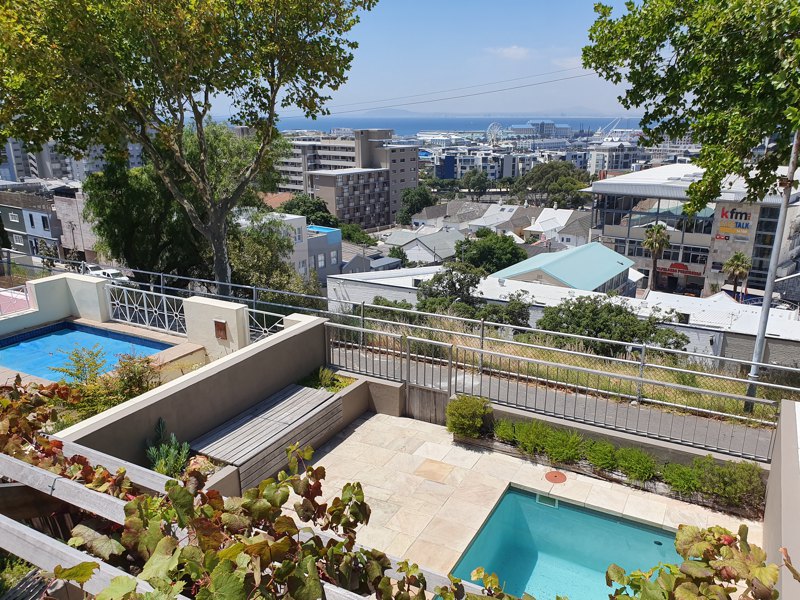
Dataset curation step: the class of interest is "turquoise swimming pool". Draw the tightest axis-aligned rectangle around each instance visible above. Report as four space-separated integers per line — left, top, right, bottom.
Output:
452 487 681 600
0 322 171 380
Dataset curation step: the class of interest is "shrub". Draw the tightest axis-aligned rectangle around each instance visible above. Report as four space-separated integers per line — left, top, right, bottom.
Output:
299 367 355 393
616 447 658 482
50 344 106 384
446 395 491 438
514 419 551 455
493 419 516 444
693 455 765 508
77 354 161 418
585 440 617 471
662 462 700 495
146 418 191 477
543 429 586 464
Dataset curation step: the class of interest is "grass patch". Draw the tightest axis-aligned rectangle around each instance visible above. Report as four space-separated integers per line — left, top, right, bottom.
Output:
299 367 355 393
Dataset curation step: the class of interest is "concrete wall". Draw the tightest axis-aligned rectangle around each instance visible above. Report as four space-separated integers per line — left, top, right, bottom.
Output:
205 465 241 497
721 332 800 368
0 274 112 337
183 296 249 360
764 400 800 598
57 314 328 464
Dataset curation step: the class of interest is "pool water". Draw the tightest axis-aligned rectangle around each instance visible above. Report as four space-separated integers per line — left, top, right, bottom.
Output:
0 322 171 380
452 488 681 600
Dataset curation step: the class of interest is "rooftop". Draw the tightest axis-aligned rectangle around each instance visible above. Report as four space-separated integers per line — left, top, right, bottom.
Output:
490 243 634 290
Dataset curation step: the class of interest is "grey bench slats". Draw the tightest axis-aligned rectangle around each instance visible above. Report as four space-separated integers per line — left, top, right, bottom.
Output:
190 384 343 491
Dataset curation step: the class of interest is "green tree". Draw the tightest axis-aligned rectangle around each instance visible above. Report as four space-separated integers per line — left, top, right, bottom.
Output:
417 263 485 306
723 251 753 302
462 169 490 201
455 229 527 274
388 246 409 267
278 193 339 227
536 295 689 356
340 223 376 246
512 161 590 208
398 186 436 225
0 0 376 295
642 224 670 291
583 0 800 214
83 159 209 281
228 209 294 289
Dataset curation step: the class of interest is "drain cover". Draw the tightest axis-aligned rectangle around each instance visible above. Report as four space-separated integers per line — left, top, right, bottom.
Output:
545 471 567 484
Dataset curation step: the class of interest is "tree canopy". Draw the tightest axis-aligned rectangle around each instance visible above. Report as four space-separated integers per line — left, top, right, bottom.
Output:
512 161 591 208
83 159 209 281
398 186 437 225
417 263 485 306
462 169 490 201
583 0 800 213
455 229 527 274
340 223 376 246
0 0 376 292
278 194 339 228
536 296 689 356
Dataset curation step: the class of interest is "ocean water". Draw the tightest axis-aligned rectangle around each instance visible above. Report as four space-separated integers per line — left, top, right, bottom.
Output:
276 115 641 136
451 488 680 600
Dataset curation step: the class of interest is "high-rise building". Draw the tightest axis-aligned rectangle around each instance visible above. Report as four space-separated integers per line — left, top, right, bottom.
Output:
276 129 419 228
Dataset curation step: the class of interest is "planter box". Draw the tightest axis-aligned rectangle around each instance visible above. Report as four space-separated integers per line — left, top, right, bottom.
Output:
453 434 762 519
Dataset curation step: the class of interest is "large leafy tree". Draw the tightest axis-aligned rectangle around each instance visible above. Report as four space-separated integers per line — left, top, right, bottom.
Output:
278 194 340 228
722 251 753 302
398 186 436 225
83 160 209 282
461 169 490 201
417 263 485 306
0 0 376 295
583 0 800 213
536 295 689 357
512 161 591 208
455 229 527 274
642 224 670 291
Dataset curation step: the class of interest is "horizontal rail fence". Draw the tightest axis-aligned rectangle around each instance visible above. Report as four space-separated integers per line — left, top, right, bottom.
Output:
31 255 800 401
326 323 405 382
249 309 285 343
325 323 778 462
106 284 186 335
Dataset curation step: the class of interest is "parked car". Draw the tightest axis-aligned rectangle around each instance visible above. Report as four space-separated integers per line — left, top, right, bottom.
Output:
81 263 131 283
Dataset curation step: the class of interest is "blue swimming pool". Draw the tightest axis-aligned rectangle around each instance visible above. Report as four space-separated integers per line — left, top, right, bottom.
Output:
452 488 681 600
0 322 171 380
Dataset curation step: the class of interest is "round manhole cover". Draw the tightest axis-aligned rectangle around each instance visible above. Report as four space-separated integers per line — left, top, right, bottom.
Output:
545 471 567 484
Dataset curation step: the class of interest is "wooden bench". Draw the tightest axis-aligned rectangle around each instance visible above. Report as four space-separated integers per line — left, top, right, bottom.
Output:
190 384 342 491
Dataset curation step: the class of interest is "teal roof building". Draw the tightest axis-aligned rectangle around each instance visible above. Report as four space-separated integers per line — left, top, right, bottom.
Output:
490 242 635 293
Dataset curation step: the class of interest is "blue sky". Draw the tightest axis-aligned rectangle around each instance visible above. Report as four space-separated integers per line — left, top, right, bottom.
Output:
290 0 635 117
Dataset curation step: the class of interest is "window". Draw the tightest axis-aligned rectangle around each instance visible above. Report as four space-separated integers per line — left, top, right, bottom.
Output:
317 253 325 268
662 246 681 261
12 234 23 246
294 227 303 243
41 216 49 231
330 250 338 265
28 214 34 227
299 259 307 275
8 213 18 223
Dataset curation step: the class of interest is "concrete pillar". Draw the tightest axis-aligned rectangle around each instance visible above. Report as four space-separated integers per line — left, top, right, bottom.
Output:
183 296 249 359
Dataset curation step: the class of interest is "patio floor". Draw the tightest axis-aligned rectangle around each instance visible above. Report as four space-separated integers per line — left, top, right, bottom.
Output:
311 412 763 576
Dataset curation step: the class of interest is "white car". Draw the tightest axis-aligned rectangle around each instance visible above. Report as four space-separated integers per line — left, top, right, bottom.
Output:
83 264 131 283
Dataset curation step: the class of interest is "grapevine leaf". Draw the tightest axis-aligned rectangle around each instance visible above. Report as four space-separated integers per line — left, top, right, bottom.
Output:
140 537 179 583
53 562 99 585
96 575 138 600
69 523 125 560
166 482 195 528
679 561 714 579
606 564 630 586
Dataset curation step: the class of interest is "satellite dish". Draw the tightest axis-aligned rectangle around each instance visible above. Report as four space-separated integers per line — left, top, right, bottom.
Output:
486 122 504 145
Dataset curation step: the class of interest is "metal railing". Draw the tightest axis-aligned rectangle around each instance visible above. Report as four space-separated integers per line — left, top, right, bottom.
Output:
325 322 779 462
106 284 187 335
0 284 30 316
249 309 285 343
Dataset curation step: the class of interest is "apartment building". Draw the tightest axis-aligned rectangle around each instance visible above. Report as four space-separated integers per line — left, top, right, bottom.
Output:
430 147 539 180
587 139 648 175
276 129 419 227
589 163 800 294
0 189 62 256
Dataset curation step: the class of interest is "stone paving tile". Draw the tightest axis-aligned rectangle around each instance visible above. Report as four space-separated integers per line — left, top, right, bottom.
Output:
318 412 764 577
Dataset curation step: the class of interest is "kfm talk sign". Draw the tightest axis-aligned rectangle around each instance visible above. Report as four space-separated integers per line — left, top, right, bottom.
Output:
715 206 752 242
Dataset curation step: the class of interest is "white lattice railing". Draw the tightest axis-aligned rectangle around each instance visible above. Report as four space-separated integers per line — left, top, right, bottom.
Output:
106 284 186 335
248 309 284 343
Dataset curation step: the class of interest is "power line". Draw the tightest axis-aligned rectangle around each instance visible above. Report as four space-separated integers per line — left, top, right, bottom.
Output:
280 72 595 119
313 67 586 110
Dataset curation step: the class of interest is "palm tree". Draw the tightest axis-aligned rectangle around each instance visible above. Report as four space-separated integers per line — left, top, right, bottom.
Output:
642 224 670 291
723 251 752 302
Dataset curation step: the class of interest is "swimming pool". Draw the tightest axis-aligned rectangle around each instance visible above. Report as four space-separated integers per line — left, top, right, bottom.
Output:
452 487 681 600
0 322 172 380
